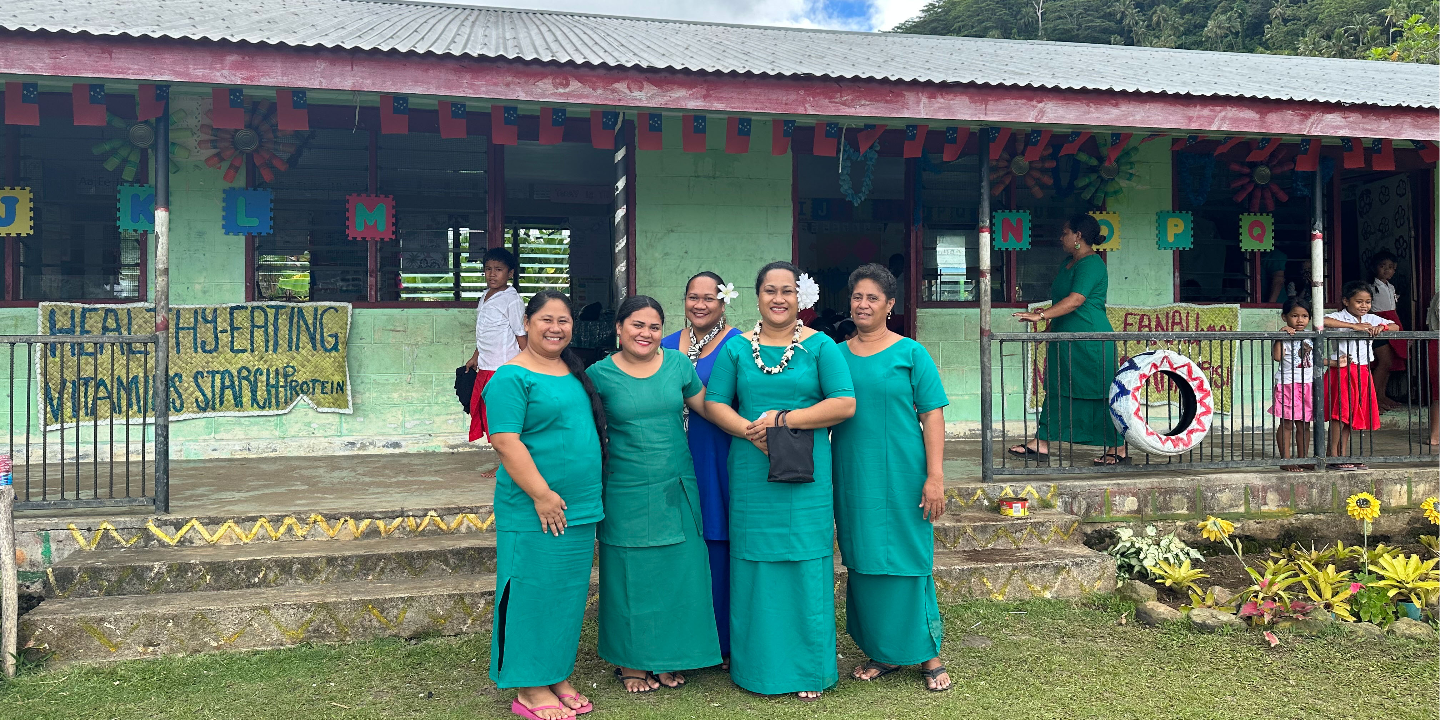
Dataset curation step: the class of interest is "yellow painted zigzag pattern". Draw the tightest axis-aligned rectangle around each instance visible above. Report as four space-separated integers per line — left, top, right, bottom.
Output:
68 511 498 550
946 484 1059 508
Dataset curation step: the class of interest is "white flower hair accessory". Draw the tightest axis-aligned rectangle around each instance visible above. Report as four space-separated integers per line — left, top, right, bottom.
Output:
718 282 739 305
796 273 820 311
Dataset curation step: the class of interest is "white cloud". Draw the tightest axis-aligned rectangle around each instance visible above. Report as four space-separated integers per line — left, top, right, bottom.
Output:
869 0 930 31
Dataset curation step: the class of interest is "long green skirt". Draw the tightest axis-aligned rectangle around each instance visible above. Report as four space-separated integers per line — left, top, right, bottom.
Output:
1035 395 1123 446
845 572 943 666
730 555 839 695
489 523 596 689
598 512 721 671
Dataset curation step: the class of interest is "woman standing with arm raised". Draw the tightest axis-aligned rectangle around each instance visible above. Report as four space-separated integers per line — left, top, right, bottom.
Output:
485 290 606 720
833 264 951 692
588 296 722 693
660 272 743 664
704 261 856 701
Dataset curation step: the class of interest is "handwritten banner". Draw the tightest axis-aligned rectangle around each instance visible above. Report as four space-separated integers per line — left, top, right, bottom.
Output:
1025 303 1240 414
37 302 352 430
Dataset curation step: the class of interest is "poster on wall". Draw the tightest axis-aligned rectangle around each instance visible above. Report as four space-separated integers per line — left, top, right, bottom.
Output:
1024 303 1240 414
37 302 352 430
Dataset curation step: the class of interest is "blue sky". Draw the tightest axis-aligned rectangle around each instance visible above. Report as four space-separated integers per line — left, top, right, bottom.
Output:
482 0 930 32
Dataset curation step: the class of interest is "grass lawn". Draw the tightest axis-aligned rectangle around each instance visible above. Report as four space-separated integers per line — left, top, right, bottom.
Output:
3 596 1434 720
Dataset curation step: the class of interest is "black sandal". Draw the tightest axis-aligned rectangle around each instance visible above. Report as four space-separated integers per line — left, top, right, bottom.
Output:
614 667 657 693
921 665 953 692
1007 444 1049 459
1094 453 1131 466
854 660 902 681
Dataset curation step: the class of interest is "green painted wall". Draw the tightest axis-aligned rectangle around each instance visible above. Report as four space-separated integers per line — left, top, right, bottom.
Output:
634 119 793 330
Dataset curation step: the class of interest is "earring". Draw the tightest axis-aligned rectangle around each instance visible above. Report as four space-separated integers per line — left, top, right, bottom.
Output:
887 311 893 319
1074 241 1081 250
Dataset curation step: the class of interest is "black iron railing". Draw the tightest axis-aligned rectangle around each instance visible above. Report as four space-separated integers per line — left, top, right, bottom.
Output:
2 335 168 511
983 330 1439 479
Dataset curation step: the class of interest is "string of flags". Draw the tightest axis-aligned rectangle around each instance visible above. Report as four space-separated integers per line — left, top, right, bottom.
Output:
3 84 1435 172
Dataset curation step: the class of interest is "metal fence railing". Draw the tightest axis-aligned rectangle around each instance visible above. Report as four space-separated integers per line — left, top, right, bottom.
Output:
984 330 1439 478
3 335 168 511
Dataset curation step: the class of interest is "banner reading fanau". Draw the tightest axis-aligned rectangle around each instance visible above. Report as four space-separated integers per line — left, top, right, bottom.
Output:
38 302 352 430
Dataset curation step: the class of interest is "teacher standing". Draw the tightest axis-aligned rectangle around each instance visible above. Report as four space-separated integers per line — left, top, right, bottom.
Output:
484 290 606 720
1008 214 1126 465
833 264 952 692
588 295 722 692
705 261 855 700
661 271 743 663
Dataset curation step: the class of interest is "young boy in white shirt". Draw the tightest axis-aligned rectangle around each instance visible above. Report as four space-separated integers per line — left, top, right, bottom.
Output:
466 248 527 442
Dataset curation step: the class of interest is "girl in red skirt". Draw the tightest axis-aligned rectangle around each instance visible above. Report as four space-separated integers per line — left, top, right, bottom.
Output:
466 248 527 443
1323 281 1399 470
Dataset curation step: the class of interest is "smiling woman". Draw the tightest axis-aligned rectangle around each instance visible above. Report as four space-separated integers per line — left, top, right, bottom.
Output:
586 295 721 694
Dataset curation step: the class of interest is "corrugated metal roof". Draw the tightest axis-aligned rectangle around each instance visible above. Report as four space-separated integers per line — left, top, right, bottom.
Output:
2 0 1436 108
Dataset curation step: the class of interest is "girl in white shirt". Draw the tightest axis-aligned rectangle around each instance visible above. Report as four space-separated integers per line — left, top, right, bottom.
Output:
1366 250 1405 409
465 248 528 442
1323 282 1399 469
1269 300 1315 471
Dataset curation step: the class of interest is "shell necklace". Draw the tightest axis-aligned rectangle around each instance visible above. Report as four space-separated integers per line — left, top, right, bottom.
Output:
681 321 724 429
751 320 803 375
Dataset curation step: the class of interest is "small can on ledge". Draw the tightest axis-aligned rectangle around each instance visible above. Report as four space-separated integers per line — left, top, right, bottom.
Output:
999 497 1029 517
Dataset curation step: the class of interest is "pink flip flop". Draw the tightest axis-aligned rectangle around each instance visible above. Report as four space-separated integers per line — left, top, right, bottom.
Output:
555 694 593 715
511 699 567 720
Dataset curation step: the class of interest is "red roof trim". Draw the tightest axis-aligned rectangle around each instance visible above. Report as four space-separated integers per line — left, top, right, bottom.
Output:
1 31 1434 140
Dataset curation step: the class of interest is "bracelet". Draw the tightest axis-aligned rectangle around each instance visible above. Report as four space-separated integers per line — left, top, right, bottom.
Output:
1037 309 1046 320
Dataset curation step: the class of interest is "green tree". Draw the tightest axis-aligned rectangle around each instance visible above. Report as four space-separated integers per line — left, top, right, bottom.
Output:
890 0 1439 62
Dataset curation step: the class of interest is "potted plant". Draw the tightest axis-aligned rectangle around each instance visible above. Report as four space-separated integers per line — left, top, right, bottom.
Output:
1369 553 1440 621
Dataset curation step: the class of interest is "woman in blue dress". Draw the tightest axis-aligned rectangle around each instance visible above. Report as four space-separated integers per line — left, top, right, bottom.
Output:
660 271 743 663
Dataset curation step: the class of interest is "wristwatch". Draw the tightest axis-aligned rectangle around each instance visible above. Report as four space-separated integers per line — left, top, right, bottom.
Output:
1037 309 1046 320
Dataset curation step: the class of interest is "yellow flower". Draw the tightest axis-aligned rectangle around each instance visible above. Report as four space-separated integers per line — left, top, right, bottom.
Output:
1346 493 1381 523
1422 497 1439 526
1198 516 1235 543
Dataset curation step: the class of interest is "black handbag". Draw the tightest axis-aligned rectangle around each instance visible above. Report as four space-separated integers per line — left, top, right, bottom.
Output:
766 410 815 484
455 366 477 414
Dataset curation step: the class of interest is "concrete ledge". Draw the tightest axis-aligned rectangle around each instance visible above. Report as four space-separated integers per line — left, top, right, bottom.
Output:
22 575 497 664
836 546 1116 603
932 510 1083 551
44 533 498 599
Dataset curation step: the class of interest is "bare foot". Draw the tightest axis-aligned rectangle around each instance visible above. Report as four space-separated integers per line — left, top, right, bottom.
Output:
515 687 573 720
921 658 952 691
797 690 823 700
655 671 685 688
550 680 591 712
481 467 498 479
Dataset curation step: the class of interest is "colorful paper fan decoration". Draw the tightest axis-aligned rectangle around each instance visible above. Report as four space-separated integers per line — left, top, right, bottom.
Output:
1073 135 1138 206
1228 150 1293 213
197 99 299 184
90 111 193 182
989 134 1055 199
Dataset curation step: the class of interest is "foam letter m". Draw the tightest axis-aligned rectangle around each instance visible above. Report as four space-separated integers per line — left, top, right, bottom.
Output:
346 194 395 240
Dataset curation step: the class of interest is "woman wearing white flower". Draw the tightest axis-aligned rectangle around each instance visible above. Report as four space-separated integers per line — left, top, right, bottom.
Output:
660 271 744 665
704 261 856 700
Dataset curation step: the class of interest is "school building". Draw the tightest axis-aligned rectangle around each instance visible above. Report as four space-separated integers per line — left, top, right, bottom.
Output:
1 1 1436 464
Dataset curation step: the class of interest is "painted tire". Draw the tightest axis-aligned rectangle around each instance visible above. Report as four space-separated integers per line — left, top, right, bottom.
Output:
1108 349 1214 456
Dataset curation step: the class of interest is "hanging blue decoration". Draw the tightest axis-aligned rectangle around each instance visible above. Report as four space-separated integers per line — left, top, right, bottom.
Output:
1175 152 1214 207
1291 156 1336 199
839 142 878 206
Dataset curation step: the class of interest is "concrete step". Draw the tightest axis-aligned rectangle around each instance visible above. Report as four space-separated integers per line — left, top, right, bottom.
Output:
44 533 498 599
837 545 1116 603
22 574 498 664
932 509 1083 551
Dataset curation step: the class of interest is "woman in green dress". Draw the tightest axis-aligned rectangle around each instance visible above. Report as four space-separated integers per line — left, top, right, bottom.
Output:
705 261 856 701
833 264 952 692
1008 213 1127 465
586 295 722 693
485 290 607 720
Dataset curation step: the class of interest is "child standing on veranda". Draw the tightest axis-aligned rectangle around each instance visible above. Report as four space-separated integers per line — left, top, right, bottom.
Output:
1270 300 1318 472
1323 281 1399 470
465 248 527 444
1366 251 1407 410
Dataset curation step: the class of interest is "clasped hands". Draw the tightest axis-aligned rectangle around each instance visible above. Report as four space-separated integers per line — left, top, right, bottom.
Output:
743 410 785 455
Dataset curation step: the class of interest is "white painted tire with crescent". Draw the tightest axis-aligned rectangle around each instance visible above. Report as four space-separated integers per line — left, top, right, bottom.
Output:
1108 349 1214 456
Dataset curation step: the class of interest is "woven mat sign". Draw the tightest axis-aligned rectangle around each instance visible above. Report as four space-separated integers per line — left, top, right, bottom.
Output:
1024 303 1239 414
37 302 351 430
